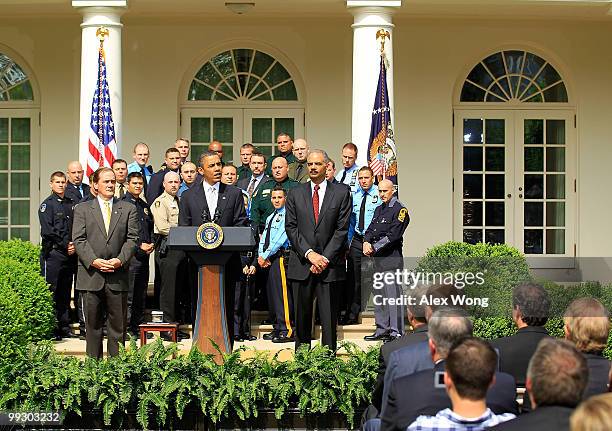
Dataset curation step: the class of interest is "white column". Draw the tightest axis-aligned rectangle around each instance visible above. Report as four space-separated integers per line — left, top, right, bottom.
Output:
347 1 401 167
73 0 126 174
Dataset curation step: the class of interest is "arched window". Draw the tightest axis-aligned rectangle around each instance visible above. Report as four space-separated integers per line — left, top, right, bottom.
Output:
0 53 33 101
187 49 298 102
460 50 567 103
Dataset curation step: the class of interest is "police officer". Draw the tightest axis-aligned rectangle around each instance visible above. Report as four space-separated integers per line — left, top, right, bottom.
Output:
257 186 294 343
123 172 154 337
146 147 182 204
363 179 410 341
150 171 189 341
265 132 296 176
342 166 382 325
65 161 90 203
39 171 77 340
335 143 360 193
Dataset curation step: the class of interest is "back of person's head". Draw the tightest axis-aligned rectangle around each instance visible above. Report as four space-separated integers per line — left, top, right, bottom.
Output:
527 338 588 408
425 283 464 319
406 284 429 324
428 308 473 359
446 337 497 401
570 393 612 431
563 297 610 354
512 282 550 326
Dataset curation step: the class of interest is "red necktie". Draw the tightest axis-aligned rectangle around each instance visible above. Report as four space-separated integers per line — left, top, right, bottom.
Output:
313 184 320 223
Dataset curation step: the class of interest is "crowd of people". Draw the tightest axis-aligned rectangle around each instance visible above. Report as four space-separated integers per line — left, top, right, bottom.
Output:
38 134 410 358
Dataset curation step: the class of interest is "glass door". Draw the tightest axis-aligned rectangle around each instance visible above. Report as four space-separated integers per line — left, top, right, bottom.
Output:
243 109 305 159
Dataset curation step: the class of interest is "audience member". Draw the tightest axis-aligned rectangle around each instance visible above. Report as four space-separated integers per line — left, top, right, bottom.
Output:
175 138 191 163
65 160 90 202
208 140 224 163
146 147 182 204
288 138 309 183
112 159 128 198
237 143 254 180
335 142 360 192
570 393 612 431
178 161 198 198
326 159 337 182
221 163 238 185
126 142 153 187
266 132 296 175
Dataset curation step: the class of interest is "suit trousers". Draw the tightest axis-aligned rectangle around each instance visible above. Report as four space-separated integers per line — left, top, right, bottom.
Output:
268 254 294 337
83 285 127 359
345 237 366 319
41 250 74 335
293 276 339 351
127 255 149 334
234 254 253 337
157 248 186 323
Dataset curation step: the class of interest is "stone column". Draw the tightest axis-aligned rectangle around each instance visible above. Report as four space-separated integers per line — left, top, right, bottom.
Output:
347 0 401 167
72 0 126 175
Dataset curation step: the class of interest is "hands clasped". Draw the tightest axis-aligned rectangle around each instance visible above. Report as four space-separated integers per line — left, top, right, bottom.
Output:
92 258 122 273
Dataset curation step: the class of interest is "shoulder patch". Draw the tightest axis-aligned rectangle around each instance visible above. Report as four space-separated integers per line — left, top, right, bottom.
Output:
398 208 408 222
40 203 46 212
154 201 161 208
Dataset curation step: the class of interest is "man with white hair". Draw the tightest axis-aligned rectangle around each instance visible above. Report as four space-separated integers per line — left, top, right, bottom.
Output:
150 171 189 340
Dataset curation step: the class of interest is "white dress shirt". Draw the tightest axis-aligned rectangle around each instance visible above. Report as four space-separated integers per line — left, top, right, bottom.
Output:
97 195 113 232
310 179 327 213
203 180 220 218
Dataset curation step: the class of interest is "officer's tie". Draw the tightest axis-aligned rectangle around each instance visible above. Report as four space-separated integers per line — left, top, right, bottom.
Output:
117 183 125 199
141 166 148 194
263 209 278 252
313 184 320 223
358 191 368 233
247 177 257 197
104 201 111 234
340 169 347 183
296 162 303 179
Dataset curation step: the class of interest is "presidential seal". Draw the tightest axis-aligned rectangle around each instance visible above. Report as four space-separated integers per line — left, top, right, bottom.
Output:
196 222 224 249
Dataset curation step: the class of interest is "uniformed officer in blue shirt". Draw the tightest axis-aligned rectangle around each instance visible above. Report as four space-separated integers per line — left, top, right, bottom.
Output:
65 161 90 203
342 166 382 325
122 172 155 337
257 186 294 343
335 142 360 193
126 142 154 190
39 171 77 340
363 179 410 341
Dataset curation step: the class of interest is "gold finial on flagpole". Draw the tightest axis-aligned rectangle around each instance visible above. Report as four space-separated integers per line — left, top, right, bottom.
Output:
376 29 390 54
96 26 109 46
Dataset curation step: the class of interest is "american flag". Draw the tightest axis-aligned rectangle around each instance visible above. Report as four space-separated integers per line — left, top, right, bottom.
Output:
86 46 117 178
367 56 397 183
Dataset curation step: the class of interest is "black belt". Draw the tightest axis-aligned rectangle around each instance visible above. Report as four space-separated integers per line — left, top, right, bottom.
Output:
353 233 364 241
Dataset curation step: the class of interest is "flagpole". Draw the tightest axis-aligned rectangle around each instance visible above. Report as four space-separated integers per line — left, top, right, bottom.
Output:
376 29 389 180
96 26 108 169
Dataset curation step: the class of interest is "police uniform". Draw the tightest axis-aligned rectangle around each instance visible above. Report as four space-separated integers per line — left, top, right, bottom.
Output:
250 177 299 234
287 160 309 183
127 161 153 187
122 191 154 336
146 167 179 206
39 192 76 338
344 184 382 323
364 196 410 338
151 191 185 325
258 206 293 341
236 164 251 181
65 182 90 204
335 163 360 194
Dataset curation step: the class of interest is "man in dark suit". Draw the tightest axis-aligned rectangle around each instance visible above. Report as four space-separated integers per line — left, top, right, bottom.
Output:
491 282 551 387
178 150 249 342
376 309 518 431
285 149 352 352
492 339 588 431
146 147 182 204
72 167 139 359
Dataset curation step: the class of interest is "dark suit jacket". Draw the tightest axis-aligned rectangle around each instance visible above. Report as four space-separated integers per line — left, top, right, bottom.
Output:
489 405 573 431
65 182 90 203
371 325 429 411
285 180 352 283
178 181 249 227
583 352 611 399
381 361 518 431
146 168 180 204
72 198 139 292
490 326 550 387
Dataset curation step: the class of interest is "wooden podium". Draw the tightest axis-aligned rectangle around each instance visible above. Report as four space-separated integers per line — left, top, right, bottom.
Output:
167 226 255 356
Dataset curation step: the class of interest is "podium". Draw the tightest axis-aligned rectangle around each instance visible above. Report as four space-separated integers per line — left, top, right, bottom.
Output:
167 226 255 356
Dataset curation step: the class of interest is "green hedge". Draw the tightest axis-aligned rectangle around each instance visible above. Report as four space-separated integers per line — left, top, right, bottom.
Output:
0 239 41 268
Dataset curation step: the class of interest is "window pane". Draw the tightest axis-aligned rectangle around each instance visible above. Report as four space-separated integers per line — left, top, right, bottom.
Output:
188 81 213 101
466 63 494 89
546 230 565 254
257 145 273 159
234 49 253 73
212 91 231 101
524 174 543 199
251 51 275 78
272 81 298 101
543 83 568 103
11 146 29 170
485 147 504 171
217 82 237 99
191 118 211 143
463 174 482 199
463 119 483 144
524 119 543 144
213 118 233 143
546 147 565 172
253 92 272 101
485 202 504 226
11 118 30 143
535 64 562 89
0 118 7 143
275 118 295 141
546 202 565 227
222 145 233 164
210 51 234 78
463 201 483 226
485 174 504 199
8 81 33 101
463 147 482 171
0 146 7 170
485 119 504 144
263 62 290 87
10 200 29 225
524 229 544 254
252 118 272 143
546 120 565 145
195 62 222 87
11 173 29 197
524 202 543 226
0 173 7 197
460 82 485 102
546 174 565 199
226 76 240 97
523 53 546 79
10 227 29 241
191 145 207 163
463 229 483 244
524 147 543 172
504 50 524 74
485 229 504 245
482 52 505 78
0 200 7 224
0 228 7 241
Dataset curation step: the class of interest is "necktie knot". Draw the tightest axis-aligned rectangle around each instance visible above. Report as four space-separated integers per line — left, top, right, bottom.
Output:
314 184 320 192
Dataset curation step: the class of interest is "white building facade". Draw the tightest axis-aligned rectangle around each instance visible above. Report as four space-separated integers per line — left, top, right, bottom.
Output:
0 0 611 265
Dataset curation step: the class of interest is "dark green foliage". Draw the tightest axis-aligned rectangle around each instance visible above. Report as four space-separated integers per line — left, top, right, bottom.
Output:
0 283 28 361
0 239 41 268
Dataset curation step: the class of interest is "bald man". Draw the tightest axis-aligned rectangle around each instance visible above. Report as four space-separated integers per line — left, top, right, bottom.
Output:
363 179 410 341
288 138 310 183
65 161 91 203
208 140 224 164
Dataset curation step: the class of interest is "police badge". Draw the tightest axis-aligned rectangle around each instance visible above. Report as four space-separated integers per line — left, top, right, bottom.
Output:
196 222 224 249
